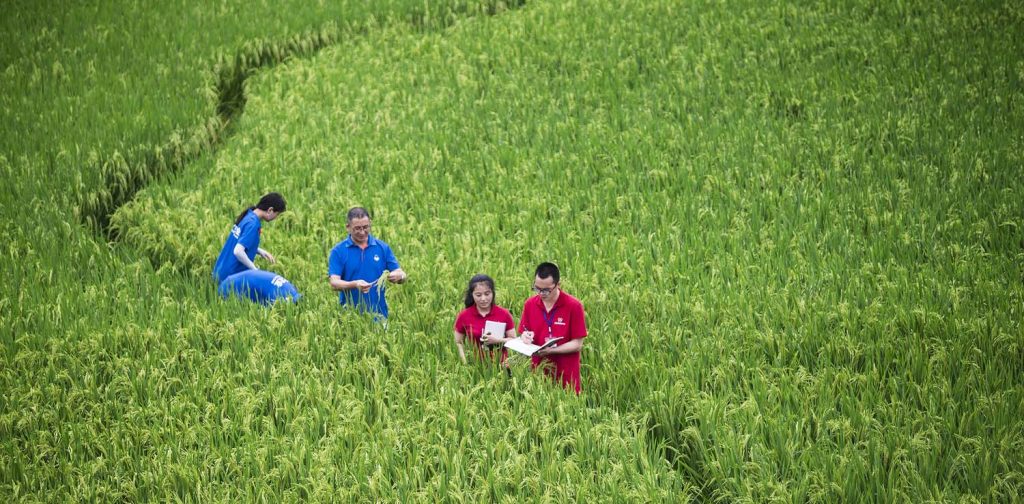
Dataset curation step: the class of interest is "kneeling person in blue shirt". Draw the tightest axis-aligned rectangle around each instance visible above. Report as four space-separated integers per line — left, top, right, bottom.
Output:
219 270 301 305
212 192 286 284
327 207 407 319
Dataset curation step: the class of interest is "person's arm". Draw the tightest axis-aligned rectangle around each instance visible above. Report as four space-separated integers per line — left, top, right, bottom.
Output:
257 247 277 264
387 268 407 283
485 327 518 345
329 274 371 293
233 243 258 271
235 220 261 268
517 313 532 343
519 331 535 344
480 328 514 346
536 302 587 356
383 245 405 283
454 330 468 364
497 311 517 344
328 249 369 293
535 337 583 356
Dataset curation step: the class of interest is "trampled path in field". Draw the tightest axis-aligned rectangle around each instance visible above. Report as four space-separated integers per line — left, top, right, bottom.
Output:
79 1 528 235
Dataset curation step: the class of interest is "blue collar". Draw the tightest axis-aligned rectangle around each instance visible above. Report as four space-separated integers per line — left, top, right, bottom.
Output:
341 234 379 248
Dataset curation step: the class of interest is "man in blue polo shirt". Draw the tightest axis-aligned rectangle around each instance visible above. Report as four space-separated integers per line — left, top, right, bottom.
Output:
327 207 407 319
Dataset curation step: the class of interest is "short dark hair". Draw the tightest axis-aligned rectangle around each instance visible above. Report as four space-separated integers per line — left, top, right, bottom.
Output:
463 274 496 308
346 206 370 223
257 192 287 213
535 262 560 284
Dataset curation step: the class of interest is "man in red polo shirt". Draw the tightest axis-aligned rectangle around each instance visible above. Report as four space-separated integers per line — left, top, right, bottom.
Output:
518 262 588 394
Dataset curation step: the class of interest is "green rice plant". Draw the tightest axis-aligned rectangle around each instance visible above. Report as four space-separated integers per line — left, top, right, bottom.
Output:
3 0 1024 501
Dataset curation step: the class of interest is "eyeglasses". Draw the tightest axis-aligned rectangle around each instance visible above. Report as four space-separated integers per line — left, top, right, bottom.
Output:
349 224 371 232
531 286 555 295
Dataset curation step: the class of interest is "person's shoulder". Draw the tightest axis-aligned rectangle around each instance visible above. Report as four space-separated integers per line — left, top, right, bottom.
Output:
522 295 541 310
329 239 352 253
221 270 260 288
455 306 475 321
496 305 516 323
237 214 260 237
240 270 275 282
492 305 514 317
242 210 260 226
251 270 276 280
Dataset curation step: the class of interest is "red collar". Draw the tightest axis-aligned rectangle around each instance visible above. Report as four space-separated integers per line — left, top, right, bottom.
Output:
535 291 564 312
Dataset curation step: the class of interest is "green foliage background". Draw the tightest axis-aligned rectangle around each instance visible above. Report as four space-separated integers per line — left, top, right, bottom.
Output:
2 0 1023 501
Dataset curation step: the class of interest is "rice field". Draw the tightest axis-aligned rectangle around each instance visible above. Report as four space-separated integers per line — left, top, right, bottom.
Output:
2 0 1023 501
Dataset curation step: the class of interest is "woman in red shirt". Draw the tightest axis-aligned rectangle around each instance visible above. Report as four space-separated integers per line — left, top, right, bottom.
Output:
453 274 517 364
